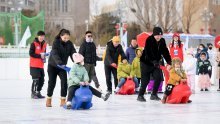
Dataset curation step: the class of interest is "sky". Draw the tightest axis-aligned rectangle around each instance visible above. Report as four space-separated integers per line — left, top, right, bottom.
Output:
90 0 117 15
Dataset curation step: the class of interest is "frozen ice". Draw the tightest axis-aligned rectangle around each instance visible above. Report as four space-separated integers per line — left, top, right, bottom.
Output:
0 60 220 124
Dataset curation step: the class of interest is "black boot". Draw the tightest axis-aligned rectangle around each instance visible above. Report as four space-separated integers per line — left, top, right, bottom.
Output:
137 96 146 102
205 88 209 91
150 94 161 101
36 92 45 99
31 92 39 99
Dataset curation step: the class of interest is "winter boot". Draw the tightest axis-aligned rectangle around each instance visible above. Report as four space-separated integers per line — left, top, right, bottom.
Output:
60 97 66 107
137 95 146 102
36 91 45 99
150 94 161 101
46 97 52 107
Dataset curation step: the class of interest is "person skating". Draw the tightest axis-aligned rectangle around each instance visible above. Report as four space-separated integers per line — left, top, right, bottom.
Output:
46 29 76 107
66 53 110 109
137 27 171 102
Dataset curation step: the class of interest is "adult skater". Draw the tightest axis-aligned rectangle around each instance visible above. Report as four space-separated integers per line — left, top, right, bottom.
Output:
46 29 76 107
137 27 171 102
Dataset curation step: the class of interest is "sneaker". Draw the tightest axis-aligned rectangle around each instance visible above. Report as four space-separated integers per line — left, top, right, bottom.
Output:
150 94 161 101
200 89 204 91
66 102 72 109
137 96 146 102
103 93 111 101
36 92 45 99
205 88 209 91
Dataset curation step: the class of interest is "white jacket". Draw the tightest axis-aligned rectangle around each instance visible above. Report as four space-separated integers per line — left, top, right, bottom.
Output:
182 55 197 75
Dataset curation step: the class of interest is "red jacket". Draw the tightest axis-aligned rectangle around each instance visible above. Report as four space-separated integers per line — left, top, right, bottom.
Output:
30 40 47 68
169 43 184 61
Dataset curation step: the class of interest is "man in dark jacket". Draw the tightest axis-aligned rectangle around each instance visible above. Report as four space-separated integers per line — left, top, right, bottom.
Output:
137 27 171 102
126 38 138 64
79 31 102 91
29 31 47 99
104 36 127 93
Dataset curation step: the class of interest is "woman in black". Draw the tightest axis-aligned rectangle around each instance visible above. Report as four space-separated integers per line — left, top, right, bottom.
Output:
46 29 76 107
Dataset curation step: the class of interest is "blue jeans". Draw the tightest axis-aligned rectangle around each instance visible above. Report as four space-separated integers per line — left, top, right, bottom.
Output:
117 77 139 88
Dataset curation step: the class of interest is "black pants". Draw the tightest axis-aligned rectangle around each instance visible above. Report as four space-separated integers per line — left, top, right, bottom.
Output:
139 62 163 96
67 85 102 102
30 67 45 93
47 64 68 97
84 63 100 88
164 84 175 96
104 64 118 92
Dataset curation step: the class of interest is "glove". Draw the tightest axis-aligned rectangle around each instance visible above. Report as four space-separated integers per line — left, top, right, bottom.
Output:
152 61 160 68
208 66 211 71
45 52 50 56
57 64 66 69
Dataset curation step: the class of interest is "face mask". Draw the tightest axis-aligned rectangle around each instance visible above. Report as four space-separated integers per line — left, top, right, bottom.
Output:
199 47 203 50
209 47 212 50
86 37 93 42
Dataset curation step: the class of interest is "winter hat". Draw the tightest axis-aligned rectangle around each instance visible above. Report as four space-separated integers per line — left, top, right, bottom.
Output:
172 33 180 40
112 36 120 43
72 53 84 65
207 43 213 47
153 27 163 36
135 47 143 55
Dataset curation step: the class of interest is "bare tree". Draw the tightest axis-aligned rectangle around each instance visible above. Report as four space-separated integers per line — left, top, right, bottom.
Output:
126 0 152 31
126 0 181 33
182 0 206 33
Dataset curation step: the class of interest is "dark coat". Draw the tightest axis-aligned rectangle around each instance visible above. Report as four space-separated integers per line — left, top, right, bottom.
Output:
48 38 76 67
79 40 101 66
140 35 171 66
104 40 126 66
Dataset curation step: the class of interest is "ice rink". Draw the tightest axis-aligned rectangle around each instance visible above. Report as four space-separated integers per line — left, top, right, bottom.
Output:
0 60 220 124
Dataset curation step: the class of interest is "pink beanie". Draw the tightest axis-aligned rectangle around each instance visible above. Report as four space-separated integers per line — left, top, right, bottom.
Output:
72 53 84 65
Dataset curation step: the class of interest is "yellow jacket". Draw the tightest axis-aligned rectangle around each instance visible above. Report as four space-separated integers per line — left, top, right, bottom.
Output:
168 68 187 85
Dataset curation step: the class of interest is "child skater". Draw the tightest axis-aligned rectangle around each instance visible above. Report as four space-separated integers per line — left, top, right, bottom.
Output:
182 48 197 94
114 59 139 94
66 53 111 109
197 52 212 91
161 57 190 104
131 47 143 85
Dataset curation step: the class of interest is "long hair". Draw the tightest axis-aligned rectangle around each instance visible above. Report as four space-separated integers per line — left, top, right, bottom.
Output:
55 29 70 39
171 39 181 48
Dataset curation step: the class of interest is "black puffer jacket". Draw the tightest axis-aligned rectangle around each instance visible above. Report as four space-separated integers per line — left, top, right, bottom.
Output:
104 40 126 66
48 38 76 67
79 40 101 65
140 35 171 66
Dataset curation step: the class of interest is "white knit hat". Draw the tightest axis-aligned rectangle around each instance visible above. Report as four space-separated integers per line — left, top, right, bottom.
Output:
72 53 84 65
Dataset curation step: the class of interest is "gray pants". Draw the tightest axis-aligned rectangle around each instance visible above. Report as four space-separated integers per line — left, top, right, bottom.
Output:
84 63 100 88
